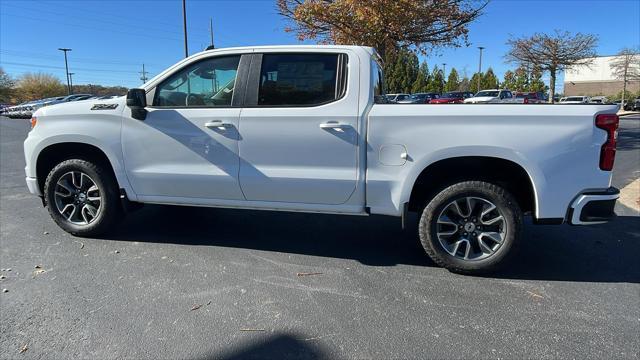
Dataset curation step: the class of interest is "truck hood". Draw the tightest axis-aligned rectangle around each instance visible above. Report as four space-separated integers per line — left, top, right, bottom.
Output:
34 97 125 117
464 96 496 103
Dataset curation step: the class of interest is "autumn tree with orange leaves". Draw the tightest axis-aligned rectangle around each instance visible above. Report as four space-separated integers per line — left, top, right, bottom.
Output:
277 0 487 59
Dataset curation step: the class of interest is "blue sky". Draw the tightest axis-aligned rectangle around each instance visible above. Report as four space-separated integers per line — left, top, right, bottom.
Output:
1 0 639 92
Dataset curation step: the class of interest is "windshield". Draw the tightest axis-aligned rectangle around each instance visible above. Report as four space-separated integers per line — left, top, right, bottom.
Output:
411 94 426 99
442 92 463 98
475 91 499 97
565 97 584 101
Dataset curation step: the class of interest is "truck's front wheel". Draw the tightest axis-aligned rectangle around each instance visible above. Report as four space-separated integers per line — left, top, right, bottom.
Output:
44 159 120 237
418 181 522 274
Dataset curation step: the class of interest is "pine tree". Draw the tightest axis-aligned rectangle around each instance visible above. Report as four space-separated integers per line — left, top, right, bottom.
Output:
427 65 444 93
528 66 546 92
403 52 420 93
445 68 459 93
502 70 516 90
514 66 529 92
469 72 482 92
412 61 429 93
481 68 499 89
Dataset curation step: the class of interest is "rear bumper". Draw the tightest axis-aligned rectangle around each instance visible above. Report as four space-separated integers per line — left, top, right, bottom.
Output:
569 187 619 225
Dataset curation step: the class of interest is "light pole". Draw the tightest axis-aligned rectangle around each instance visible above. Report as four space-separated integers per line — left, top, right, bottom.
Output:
182 0 189 58
477 46 485 92
58 48 72 95
68 73 74 94
442 63 447 91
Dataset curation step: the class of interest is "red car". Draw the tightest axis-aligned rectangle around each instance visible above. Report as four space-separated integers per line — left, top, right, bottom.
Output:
514 92 546 104
429 91 474 104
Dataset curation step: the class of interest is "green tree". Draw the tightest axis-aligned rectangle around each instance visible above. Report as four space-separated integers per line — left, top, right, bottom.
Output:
469 72 482 92
502 70 516 90
0 68 14 103
402 52 420 93
528 66 546 92
427 65 444 93
513 66 529 91
445 68 459 92
412 61 429 93
481 68 499 89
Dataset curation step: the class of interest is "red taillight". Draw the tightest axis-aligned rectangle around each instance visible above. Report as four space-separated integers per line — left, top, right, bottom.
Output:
523 98 529 104
595 114 619 171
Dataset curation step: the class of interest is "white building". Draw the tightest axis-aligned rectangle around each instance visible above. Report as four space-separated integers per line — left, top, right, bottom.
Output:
564 55 639 97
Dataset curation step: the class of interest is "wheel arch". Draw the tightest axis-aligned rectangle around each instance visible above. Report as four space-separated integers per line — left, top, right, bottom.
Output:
403 151 542 218
35 141 127 197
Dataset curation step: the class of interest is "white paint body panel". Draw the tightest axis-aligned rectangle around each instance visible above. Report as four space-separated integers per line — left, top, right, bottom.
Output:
23 45 617 222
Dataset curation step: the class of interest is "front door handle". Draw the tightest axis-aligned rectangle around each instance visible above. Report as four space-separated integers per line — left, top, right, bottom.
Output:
205 120 232 130
319 121 350 130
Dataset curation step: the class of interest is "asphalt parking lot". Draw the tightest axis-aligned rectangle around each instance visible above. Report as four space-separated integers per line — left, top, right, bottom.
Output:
1 115 639 359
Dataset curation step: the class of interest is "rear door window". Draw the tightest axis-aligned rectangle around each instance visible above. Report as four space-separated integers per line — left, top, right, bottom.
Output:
257 53 346 106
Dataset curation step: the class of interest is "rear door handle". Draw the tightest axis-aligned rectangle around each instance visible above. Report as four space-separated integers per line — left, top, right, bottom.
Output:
319 121 350 130
205 120 232 130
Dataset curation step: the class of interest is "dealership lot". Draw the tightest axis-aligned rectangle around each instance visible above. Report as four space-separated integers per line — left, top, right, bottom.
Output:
1 116 639 358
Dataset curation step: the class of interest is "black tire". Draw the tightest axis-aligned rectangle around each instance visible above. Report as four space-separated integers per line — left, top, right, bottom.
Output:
418 181 522 274
44 159 120 237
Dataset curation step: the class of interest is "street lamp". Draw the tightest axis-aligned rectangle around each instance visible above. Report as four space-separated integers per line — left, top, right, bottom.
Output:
68 73 74 94
477 46 485 92
58 48 72 95
182 0 189 58
442 63 447 91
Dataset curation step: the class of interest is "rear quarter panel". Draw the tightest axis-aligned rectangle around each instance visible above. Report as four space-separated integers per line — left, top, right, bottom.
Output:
366 104 617 219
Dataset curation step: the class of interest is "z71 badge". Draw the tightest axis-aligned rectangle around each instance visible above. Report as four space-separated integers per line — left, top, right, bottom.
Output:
90 103 119 110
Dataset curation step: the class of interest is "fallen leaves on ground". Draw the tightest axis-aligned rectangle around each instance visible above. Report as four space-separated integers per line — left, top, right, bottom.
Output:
296 272 323 277
526 290 544 300
19 344 28 353
190 304 202 311
32 269 46 278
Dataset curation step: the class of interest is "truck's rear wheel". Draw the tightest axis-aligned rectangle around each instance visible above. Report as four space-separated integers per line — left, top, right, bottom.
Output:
418 181 522 274
44 159 120 237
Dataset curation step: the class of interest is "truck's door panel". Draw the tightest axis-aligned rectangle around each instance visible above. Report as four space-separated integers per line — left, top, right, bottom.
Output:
238 51 359 205
121 55 247 200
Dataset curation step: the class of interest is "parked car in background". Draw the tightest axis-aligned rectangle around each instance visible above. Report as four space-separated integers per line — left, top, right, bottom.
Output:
398 92 440 104
429 91 472 104
633 97 640 111
25 44 621 274
513 92 546 104
464 89 513 104
589 96 610 104
386 93 410 103
559 96 590 104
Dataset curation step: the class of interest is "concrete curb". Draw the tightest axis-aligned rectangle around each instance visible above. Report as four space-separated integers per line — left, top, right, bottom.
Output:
618 178 640 214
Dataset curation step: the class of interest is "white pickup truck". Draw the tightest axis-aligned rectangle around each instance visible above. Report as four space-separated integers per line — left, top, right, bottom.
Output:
24 45 620 273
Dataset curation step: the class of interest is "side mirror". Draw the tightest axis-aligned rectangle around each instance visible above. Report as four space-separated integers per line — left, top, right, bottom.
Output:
126 88 147 120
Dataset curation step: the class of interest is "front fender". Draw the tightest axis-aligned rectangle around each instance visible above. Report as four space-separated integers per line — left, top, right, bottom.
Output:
24 114 137 201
